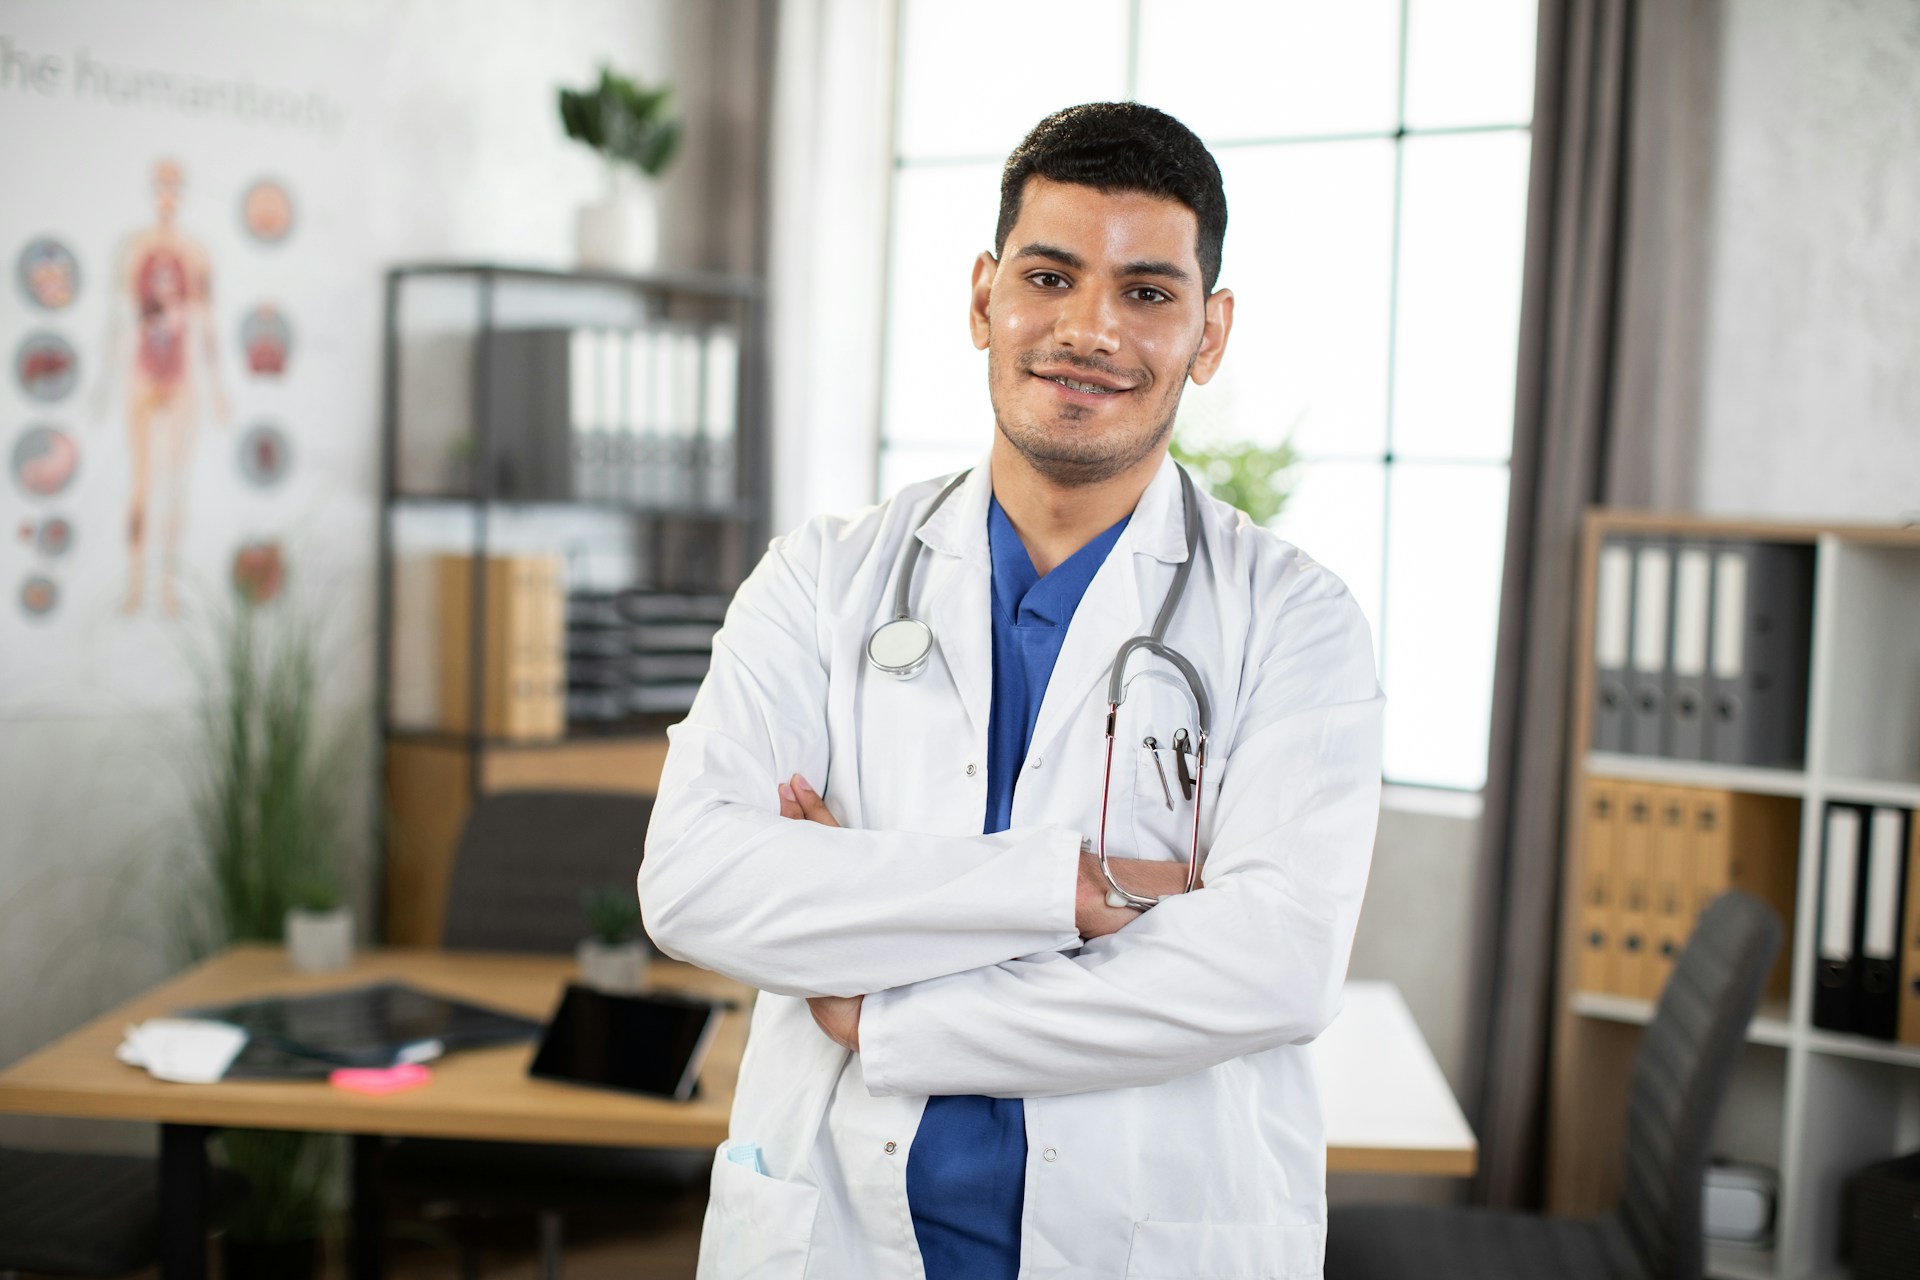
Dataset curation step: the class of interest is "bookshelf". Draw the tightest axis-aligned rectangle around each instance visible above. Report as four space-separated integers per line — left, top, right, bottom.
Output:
1549 511 1920 1280
373 265 766 945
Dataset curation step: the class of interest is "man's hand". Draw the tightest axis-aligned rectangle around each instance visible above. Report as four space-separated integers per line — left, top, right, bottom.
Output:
778 774 860 1049
1076 852 1201 940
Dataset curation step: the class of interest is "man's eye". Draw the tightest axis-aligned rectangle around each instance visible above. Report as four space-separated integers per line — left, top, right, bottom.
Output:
1029 272 1068 288
1129 287 1171 304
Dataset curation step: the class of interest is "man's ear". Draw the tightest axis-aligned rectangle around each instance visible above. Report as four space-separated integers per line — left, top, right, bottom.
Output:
968 251 998 351
1187 287 1234 386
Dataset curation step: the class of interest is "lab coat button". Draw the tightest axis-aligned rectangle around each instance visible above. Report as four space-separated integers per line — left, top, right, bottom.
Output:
1029 755 1043 769
884 1141 897 1154
1042 1147 1057 1162
965 763 977 777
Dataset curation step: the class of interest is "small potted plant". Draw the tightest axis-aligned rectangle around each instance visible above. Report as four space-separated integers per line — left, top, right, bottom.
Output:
285 874 352 972
558 65 682 271
578 884 651 993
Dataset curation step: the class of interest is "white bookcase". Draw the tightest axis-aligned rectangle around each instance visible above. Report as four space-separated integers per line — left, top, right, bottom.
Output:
1549 512 1920 1280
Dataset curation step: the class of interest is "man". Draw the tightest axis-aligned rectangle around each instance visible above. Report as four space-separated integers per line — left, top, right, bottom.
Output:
641 102 1382 1280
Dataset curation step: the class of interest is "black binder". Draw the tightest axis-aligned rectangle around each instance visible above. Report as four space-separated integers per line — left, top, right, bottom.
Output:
1627 539 1673 757
1704 542 1815 768
1815 804 1868 1035
1857 807 1912 1041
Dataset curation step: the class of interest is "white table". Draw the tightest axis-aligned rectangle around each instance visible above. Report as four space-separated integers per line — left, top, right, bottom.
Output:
1313 980 1478 1176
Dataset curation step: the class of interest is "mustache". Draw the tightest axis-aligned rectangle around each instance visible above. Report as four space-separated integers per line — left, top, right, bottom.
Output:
1016 349 1142 383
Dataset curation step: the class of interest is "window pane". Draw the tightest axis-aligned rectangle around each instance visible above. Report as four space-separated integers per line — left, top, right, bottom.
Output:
1403 0 1538 130
1381 462 1508 788
1391 131 1530 462
896 0 1128 161
1136 0 1401 141
878 444 984 500
1179 141 1395 459
880 164 999 453
1265 459 1385 663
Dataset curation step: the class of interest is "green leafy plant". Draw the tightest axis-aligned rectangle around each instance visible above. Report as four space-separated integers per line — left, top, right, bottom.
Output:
582 883 643 946
558 66 682 186
1170 433 1299 527
218 1128 332 1247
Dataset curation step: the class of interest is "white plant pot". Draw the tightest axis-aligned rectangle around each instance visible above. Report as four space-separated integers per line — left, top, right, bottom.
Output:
576 938 651 993
575 180 660 273
286 907 353 973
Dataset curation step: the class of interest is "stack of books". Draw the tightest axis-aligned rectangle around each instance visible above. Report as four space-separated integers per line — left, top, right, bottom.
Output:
566 589 729 722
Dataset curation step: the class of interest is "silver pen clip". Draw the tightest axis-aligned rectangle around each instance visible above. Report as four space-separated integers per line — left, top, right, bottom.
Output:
1143 736 1174 810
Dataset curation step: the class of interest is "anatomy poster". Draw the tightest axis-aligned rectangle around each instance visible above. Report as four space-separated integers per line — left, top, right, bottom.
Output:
0 0 375 714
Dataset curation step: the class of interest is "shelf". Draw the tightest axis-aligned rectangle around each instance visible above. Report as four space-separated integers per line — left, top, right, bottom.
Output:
1569 991 1794 1049
1705 1241 1775 1280
389 261 764 300
386 721 679 751
1818 775 1920 808
1803 1026 1920 1068
1585 753 1807 796
390 493 754 521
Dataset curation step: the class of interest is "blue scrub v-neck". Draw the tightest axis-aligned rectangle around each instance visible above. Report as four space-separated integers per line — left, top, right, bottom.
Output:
906 494 1129 1280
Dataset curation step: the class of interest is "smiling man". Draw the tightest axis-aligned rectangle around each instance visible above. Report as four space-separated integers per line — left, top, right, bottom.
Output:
641 103 1384 1280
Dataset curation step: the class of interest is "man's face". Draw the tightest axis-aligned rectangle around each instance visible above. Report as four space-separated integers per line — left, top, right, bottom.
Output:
970 176 1232 487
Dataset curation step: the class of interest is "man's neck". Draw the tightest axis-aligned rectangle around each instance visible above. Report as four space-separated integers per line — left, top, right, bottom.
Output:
988 440 1162 577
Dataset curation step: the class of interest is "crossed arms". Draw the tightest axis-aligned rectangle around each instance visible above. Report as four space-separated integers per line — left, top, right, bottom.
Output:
638 529 1383 1099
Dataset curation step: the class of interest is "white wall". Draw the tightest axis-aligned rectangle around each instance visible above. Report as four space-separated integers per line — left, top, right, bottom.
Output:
0 0 759 1154
1694 0 1920 522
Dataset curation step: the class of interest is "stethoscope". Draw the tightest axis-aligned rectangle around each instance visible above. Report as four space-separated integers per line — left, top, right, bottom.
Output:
866 465 1212 911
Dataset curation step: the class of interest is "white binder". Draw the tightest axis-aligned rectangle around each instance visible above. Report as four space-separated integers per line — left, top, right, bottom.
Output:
1591 539 1634 753
1628 542 1672 756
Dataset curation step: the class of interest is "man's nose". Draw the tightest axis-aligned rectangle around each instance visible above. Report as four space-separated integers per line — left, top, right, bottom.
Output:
1052 287 1121 356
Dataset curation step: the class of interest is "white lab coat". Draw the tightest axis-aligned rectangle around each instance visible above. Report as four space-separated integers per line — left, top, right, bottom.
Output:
640 453 1383 1280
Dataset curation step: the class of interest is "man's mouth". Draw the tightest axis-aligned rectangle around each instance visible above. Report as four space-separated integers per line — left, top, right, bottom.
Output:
1030 367 1135 396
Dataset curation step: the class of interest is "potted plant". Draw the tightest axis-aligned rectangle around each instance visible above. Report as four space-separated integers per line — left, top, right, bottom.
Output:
558 65 682 270
578 884 651 993
183 542 356 1276
286 873 352 972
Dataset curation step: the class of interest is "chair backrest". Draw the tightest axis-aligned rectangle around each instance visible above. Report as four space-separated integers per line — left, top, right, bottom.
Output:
440 790 654 953
1614 889 1782 1280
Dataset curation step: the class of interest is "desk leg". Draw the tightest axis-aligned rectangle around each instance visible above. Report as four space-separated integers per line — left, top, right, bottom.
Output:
159 1123 211 1280
351 1134 387 1280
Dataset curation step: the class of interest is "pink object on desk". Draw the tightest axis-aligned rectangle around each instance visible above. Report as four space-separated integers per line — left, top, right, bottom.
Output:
329 1064 432 1095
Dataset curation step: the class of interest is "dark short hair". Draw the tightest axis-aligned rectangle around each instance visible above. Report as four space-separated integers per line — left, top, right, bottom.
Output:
995 102 1228 292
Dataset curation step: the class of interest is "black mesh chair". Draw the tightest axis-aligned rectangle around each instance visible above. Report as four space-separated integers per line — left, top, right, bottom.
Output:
1325 889 1783 1280
381 790 706 1279
0 1146 241 1278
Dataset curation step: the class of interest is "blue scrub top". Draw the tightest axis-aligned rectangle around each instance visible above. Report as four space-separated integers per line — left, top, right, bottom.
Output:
906 494 1129 1280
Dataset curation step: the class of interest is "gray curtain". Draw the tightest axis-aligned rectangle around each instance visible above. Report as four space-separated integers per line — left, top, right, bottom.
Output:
1464 0 1722 1209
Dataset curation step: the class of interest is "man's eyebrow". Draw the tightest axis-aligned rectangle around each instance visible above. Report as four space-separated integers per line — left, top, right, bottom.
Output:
1008 242 1192 284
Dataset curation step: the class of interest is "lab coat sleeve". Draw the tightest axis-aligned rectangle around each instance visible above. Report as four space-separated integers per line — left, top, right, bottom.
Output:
639 523 1084 1000
857 563 1383 1098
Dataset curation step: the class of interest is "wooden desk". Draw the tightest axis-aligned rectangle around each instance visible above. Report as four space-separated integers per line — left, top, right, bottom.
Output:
0 946 748 1280
0 957 1472 1277
1312 981 1478 1177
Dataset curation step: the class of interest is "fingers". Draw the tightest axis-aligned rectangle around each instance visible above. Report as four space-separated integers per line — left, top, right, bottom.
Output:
790 774 841 827
777 781 804 820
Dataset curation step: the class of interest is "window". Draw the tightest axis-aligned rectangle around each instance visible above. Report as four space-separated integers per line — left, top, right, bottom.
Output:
877 0 1537 790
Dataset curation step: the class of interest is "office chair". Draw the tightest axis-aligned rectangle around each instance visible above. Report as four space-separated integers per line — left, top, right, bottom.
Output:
380 790 706 1280
1324 889 1783 1280
0 1146 241 1278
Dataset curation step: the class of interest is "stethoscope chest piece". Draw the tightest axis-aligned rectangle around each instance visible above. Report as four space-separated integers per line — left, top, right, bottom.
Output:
868 616 935 680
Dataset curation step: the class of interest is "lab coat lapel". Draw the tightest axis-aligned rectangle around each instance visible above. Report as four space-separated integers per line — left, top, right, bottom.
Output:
910 463 995 744
1025 457 1190 768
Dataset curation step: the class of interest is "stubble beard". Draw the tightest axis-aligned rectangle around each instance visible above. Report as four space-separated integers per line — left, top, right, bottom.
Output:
989 342 1194 489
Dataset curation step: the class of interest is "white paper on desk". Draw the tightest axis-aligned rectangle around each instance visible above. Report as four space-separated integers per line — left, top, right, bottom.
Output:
116 1018 249 1084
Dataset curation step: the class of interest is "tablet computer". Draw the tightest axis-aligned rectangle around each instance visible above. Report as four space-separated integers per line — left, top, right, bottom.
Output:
528 985 729 1102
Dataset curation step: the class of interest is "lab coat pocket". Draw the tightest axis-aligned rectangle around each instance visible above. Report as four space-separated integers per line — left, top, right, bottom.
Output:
1122 1218 1326 1279
697 1141 819 1279
1131 742 1227 870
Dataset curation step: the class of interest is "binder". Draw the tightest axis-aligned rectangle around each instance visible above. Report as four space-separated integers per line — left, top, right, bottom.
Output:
1689 788 1799 1000
1665 543 1714 760
1590 538 1635 754
1617 784 1657 998
1576 779 1622 995
1815 804 1867 1034
1704 542 1815 768
437 554 567 741
1628 541 1673 757
1649 786 1693 997
1857 807 1911 1040
701 323 740 511
1899 813 1920 1046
